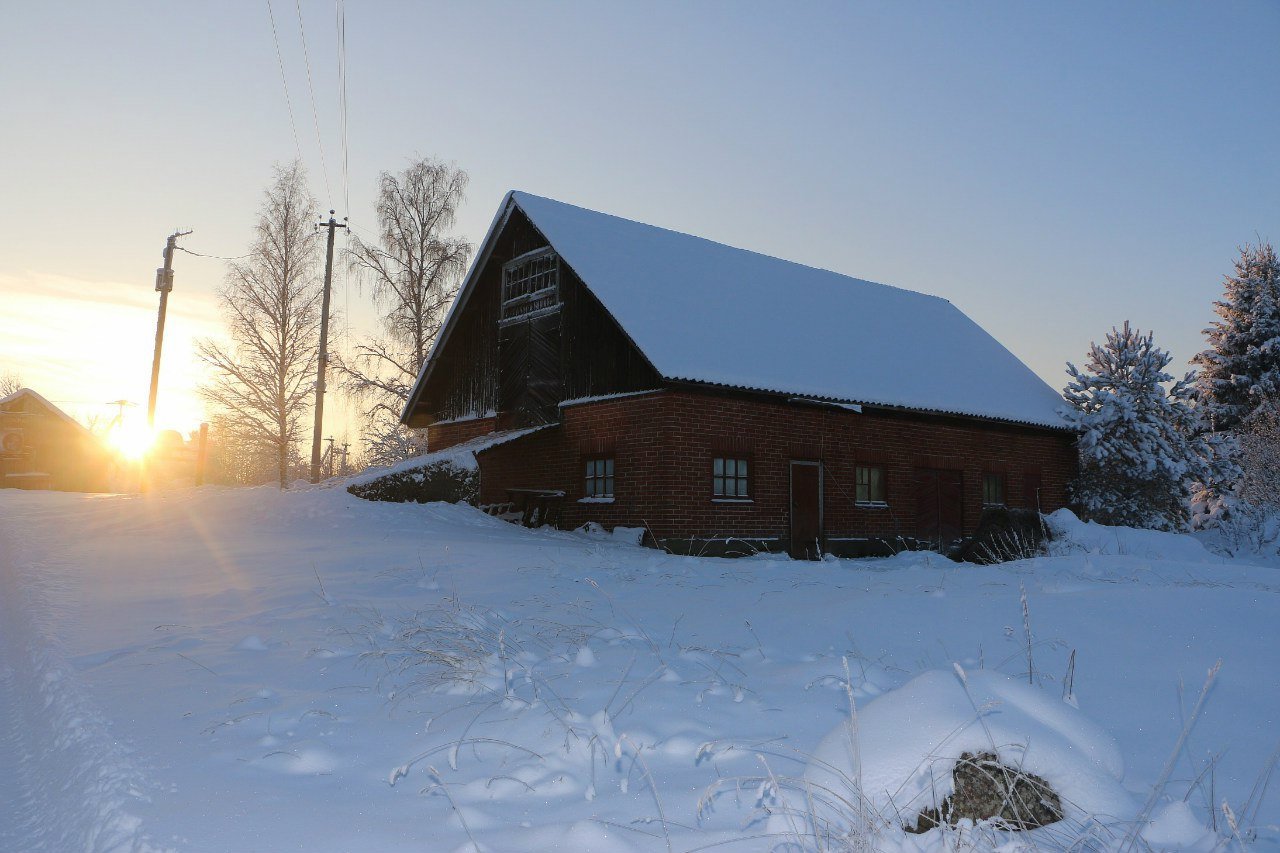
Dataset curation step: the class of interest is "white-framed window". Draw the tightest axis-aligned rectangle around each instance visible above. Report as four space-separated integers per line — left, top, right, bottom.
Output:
585 457 614 498
713 457 750 499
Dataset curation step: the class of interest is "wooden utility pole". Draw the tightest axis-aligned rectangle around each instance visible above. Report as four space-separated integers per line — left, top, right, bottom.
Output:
310 211 346 483
194 422 210 486
147 230 193 429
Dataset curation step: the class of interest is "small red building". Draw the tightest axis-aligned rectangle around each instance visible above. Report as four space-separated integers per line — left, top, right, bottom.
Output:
402 192 1075 557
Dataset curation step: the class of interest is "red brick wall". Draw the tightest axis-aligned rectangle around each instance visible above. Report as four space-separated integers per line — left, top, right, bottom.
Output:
474 391 1077 545
427 416 498 451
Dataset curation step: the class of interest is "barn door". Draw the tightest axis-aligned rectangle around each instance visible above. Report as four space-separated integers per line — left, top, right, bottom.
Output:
789 461 823 560
915 468 963 551
499 319 561 424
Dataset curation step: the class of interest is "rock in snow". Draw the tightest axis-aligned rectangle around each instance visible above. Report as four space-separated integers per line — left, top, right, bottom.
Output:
780 668 1135 843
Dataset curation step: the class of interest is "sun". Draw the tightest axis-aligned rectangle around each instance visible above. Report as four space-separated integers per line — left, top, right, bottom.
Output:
108 420 156 462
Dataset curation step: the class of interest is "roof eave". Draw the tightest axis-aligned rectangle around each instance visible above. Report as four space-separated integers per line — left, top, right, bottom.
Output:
663 377 1071 432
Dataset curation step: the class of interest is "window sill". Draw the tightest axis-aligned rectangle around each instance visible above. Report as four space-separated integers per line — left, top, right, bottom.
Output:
855 501 889 509
578 496 615 504
711 498 754 504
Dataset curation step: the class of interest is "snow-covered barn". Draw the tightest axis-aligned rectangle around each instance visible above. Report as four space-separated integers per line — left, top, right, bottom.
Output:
402 192 1075 557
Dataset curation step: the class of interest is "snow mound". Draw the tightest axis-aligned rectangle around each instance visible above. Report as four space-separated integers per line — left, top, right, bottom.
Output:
1045 509 1220 563
1142 801 1219 851
789 668 1136 840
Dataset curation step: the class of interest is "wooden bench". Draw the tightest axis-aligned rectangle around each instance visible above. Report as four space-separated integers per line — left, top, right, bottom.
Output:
503 488 566 528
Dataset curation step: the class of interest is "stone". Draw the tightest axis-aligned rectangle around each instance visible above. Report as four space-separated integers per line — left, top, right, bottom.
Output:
906 751 1064 833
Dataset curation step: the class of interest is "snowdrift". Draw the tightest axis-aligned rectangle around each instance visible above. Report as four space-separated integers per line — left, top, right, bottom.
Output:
1045 509 1221 563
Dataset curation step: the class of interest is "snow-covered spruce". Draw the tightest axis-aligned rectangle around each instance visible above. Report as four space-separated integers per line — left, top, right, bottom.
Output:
1188 242 1280 540
1192 241 1280 432
1061 322 1219 531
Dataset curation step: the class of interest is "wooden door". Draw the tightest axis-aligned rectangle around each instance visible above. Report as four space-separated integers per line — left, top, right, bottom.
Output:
1023 470 1043 511
789 461 823 559
915 468 963 551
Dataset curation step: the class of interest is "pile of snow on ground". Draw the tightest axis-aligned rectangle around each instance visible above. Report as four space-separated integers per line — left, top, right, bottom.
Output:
774 668 1134 848
1045 508 1221 563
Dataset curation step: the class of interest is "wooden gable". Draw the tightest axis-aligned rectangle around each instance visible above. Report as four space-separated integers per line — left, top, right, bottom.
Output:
408 205 661 428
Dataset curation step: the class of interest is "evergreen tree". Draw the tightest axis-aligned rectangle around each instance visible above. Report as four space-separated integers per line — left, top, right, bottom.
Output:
1192 241 1280 431
1062 322 1217 531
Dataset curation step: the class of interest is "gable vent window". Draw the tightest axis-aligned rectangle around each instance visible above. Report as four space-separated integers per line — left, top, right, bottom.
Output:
501 248 560 325
713 457 750 499
855 465 886 504
585 458 614 498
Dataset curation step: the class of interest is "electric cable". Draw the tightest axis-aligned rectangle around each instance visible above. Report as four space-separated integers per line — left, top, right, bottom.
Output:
175 246 251 261
295 0 334 205
265 0 304 165
336 0 350 218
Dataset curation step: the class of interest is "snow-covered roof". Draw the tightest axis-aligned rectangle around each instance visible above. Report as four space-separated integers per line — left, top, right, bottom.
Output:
415 192 1068 429
0 387 96 437
345 426 552 487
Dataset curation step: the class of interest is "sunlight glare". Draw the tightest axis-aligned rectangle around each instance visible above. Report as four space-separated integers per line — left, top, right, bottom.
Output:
108 420 156 461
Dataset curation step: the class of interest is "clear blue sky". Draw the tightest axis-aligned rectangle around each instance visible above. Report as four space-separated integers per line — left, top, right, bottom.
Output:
1 1 1276 434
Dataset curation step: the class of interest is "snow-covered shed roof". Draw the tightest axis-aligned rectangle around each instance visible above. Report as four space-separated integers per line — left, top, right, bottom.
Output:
345 426 551 487
0 387 96 437
414 192 1067 429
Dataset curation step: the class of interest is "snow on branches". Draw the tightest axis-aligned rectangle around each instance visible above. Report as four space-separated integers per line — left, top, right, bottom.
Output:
1062 322 1219 531
1192 242 1280 431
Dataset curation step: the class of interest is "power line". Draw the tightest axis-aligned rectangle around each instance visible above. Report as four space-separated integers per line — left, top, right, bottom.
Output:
264 0 304 164
295 0 334 205
175 246 250 261
336 0 351 218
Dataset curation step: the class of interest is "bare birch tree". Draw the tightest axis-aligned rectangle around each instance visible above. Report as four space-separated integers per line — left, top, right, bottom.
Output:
0 370 22 397
337 157 471 464
198 162 322 488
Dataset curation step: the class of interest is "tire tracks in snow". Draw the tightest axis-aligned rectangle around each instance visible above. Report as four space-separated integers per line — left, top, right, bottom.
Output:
0 510 166 853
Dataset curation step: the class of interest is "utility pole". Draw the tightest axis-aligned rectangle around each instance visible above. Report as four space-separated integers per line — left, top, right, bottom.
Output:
106 399 134 430
147 230 193 429
194 422 210 486
310 211 347 483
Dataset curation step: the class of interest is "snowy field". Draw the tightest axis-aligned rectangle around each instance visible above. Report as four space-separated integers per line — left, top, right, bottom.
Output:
0 486 1276 853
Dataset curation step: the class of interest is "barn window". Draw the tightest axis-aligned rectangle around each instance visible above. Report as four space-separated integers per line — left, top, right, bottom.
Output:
584 457 614 498
855 465 886 504
501 248 560 324
713 457 750 499
983 473 1006 507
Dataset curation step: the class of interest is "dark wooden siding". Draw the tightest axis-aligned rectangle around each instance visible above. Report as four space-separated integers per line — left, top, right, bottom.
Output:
558 263 662 402
417 206 661 426
421 210 548 421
